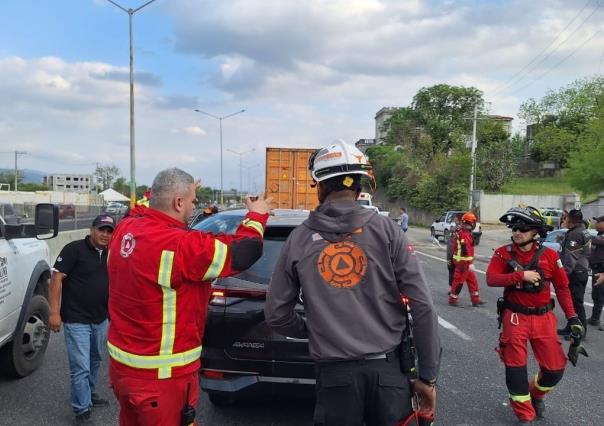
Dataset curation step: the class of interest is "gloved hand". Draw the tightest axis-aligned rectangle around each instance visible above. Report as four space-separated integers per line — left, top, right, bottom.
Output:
567 316 588 367
468 264 475 272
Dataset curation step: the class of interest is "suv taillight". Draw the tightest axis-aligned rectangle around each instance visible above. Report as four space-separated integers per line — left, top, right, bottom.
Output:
209 285 267 305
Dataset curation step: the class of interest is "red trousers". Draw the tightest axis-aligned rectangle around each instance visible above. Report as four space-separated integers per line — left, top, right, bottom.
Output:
109 361 199 426
449 264 481 304
497 310 566 421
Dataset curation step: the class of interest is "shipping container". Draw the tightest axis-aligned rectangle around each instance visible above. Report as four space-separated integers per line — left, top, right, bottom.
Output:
265 147 319 210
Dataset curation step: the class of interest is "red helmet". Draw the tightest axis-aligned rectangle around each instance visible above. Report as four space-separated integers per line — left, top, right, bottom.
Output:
462 211 477 225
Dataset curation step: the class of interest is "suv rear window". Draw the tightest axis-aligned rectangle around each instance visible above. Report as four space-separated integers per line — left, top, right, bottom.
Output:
192 214 295 284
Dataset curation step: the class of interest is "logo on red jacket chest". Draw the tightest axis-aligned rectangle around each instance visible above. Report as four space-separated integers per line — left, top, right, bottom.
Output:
317 241 367 289
120 233 136 258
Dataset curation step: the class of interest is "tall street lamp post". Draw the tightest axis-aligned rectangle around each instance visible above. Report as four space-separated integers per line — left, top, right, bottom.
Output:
226 148 255 201
106 0 157 208
193 109 245 208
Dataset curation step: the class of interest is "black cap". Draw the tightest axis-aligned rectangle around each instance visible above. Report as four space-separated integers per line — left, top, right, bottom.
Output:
92 214 115 230
593 215 604 223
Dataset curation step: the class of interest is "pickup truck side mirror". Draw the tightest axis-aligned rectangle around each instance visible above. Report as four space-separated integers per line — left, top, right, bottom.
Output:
35 203 59 239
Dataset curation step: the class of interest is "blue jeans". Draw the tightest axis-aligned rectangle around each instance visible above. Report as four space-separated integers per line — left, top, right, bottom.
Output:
63 320 108 414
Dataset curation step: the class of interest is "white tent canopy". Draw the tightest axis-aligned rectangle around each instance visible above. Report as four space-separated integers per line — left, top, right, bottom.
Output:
99 188 129 203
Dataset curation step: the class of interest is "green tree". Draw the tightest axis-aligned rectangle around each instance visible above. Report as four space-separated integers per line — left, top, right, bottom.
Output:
519 76 604 167
94 164 120 191
112 177 129 195
566 106 604 195
0 171 22 190
411 84 484 154
476 121 521 192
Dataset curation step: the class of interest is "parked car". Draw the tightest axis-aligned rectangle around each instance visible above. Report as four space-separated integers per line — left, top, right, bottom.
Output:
104 202 128 215
58 203 75 219
192 209 313 405
540 208 564 229
431 210 482 245
541 228 597 252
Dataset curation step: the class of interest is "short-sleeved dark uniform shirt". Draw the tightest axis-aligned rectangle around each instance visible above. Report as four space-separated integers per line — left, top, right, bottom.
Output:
53 236 109 324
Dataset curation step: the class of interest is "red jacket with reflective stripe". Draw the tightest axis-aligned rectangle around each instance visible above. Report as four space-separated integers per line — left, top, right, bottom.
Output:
452 228 474 266
107 206 268 379
486 243 576 318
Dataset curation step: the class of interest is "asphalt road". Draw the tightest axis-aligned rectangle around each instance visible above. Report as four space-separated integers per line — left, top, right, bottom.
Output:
1 226 602 425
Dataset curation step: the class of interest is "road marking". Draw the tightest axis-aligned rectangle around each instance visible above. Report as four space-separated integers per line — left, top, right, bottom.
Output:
438 316 472 341
416 250 595 308
416 250 486 274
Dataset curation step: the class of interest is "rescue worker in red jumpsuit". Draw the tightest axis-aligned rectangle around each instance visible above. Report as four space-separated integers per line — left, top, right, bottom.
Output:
107 167 271 426
449 211 486 307
486 206 587 424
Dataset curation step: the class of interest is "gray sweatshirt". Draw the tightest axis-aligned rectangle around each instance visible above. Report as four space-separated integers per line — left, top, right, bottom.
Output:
264 200 440 380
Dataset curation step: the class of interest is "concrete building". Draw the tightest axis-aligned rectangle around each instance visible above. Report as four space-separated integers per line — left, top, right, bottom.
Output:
355 138 377 154
44 174 93 192
486 115 514 135
375 107 398 143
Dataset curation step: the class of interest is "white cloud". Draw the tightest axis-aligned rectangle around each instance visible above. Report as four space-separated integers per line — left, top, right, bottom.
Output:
183 126 207 136
2 0 603 191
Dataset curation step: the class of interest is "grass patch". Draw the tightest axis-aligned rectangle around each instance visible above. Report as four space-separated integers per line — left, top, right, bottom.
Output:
499 177 574 195
497 176 598 202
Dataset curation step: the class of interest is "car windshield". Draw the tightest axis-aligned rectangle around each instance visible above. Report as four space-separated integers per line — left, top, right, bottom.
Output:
192 213 290 284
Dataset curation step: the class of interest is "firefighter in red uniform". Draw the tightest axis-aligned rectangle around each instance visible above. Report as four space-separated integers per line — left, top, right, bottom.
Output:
107 168 271 426
449 211 486 307
486 206 587 424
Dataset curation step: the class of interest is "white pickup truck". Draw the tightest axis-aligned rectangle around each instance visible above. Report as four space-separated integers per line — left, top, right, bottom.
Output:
0 204 58 377
430 210 482 246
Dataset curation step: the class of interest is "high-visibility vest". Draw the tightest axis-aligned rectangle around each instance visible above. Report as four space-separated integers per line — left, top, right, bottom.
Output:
452 228 474 264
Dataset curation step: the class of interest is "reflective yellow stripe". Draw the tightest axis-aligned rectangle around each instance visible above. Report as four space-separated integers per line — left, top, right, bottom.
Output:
107 341 201 370
509 394 531 403
157 250 174 288
202 240 228 281
242 218 264 236
453 239 473 262
157 250 176 378
534 374 554 392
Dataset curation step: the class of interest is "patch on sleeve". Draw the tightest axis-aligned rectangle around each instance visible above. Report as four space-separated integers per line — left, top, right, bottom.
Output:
312 233 324 241
56 256 62 263
556 259 563 269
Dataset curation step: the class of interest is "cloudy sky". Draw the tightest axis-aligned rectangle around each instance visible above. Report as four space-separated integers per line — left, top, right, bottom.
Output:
0 0 602 190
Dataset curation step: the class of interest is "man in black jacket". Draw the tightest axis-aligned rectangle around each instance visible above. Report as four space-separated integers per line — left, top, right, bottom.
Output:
588 215 604 329
558 209 592 336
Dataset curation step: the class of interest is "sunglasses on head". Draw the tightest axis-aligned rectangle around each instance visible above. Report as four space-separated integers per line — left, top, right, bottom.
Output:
511 225 534 233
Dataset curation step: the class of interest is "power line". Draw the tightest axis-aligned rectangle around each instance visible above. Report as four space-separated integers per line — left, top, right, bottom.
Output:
508 29 602 96
493 0 602 95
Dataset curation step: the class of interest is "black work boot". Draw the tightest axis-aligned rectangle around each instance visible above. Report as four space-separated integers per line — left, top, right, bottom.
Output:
531 397 545 419
588 317 601 327
74 409 92 425
91 392 109 407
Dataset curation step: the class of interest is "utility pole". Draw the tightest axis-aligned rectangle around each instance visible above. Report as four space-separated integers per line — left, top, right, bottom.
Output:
105 0 158 208
468 105 478 210
0 150 27 191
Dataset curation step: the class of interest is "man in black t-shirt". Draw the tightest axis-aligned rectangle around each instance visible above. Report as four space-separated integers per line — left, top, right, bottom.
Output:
49 214 114 424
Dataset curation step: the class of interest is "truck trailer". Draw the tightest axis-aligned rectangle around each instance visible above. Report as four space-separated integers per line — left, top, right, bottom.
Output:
265 147 319 210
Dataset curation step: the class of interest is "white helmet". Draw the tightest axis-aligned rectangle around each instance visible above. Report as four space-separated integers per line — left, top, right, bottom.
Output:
308 140 372 182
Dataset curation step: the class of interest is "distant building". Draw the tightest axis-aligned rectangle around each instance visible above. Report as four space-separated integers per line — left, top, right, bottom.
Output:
486 115 513 135
375 107 398 143
355 138 377 154
44 174 93 192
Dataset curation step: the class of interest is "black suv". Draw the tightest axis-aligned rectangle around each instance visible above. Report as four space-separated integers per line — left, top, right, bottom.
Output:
192 209 314 406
